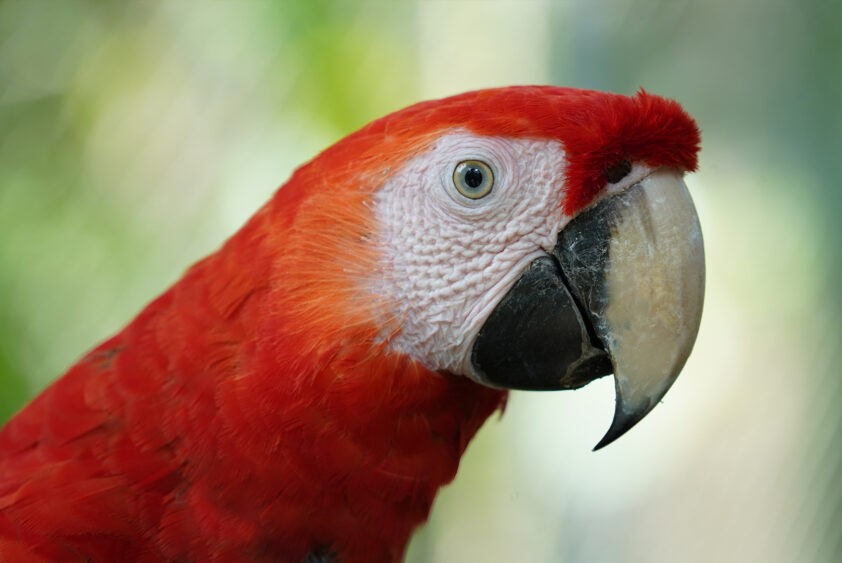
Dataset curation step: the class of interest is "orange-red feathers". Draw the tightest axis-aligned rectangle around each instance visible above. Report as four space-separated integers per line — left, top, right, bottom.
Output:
329 86 700 214
0 86 699 562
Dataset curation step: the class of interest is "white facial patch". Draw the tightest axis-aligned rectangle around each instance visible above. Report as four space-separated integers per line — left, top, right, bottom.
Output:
373 131 570 379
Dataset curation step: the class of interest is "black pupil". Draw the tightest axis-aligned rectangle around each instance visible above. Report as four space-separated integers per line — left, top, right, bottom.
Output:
464 166 484 189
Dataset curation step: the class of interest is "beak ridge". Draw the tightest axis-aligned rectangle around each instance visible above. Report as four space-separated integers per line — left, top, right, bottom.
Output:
557 169 705 449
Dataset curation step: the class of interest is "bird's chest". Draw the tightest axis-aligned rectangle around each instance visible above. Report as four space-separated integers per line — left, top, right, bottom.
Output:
163 367 504 562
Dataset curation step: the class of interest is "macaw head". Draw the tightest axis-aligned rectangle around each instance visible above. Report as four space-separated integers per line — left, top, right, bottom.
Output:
275 86 703 449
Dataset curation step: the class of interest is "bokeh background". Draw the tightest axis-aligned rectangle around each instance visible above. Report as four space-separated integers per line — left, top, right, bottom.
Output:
1 1 839 562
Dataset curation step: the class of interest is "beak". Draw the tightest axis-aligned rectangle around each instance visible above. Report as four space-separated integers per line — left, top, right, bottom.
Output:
471 169 705 450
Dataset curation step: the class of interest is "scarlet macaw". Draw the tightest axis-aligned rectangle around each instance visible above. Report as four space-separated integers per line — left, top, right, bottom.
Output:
0 86 703 562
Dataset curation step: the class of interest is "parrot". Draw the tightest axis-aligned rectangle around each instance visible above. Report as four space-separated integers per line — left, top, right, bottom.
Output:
0 86 703 563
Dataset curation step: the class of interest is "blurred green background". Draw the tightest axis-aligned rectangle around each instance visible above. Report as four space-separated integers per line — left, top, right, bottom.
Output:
1 1 839 562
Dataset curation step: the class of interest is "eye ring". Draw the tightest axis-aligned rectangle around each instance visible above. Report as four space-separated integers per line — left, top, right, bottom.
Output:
453 160 494 200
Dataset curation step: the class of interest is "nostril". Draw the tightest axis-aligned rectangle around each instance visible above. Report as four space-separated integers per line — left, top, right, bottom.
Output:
604 159 632 184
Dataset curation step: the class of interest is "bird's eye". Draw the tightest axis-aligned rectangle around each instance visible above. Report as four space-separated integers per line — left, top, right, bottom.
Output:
453 160 494 200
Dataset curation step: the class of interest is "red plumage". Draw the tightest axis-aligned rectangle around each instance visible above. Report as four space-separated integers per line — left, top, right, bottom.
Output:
362 86 700 213
0 86 699 562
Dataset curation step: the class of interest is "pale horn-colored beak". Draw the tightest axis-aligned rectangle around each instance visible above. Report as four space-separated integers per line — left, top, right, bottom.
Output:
555 168 705 450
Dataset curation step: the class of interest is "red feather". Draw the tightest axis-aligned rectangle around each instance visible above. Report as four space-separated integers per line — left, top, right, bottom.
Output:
0 86 699 562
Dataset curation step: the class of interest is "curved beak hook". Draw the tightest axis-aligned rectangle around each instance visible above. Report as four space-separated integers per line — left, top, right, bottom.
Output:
556 169 705 450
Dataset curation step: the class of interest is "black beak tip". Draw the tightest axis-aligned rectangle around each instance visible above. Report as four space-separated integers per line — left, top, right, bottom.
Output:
592 403 651 451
